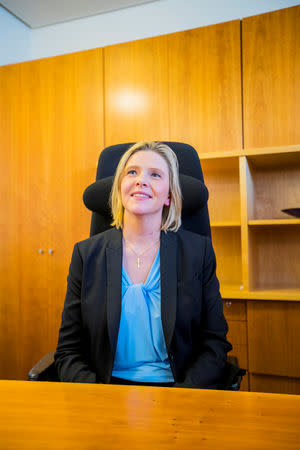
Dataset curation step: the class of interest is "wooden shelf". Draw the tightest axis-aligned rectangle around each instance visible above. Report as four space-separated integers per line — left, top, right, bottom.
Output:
199 144 300 160
211 221 241 227
248 219 300 226
245 151 300 222
202 157 241 223
248 226 300 292
220 284 247 299
202 145 300 298
220 285 300 301
211 228 242 287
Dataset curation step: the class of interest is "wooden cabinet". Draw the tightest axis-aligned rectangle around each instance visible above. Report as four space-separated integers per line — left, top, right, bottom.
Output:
0 49 104 379
247 301 300 378
0 64 23 380
249 374 300 395
247 301 300 394
104 36 170 146
203 147 300 394
168 20 242 153
242 6 300 148
104 20 242 152
223 300 249 391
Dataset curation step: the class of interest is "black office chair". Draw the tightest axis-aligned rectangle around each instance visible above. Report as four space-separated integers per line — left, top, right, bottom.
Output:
28 142 246 389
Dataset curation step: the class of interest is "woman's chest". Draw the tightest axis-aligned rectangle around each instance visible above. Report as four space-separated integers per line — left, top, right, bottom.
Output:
123 247 158 284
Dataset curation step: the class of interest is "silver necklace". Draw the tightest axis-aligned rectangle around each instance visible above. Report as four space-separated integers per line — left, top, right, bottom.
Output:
124 239 160 268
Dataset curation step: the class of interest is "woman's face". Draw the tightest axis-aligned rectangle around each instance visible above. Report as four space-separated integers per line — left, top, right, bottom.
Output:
120 150 170 221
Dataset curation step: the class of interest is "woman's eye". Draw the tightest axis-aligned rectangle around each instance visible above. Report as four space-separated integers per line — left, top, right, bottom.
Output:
151 172 161 178
127 169 136 175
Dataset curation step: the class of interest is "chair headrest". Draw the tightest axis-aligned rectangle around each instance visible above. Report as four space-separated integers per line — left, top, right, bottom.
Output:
83 174 208 217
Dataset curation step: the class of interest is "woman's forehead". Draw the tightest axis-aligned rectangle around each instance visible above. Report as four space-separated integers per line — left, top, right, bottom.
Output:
125 150 169 169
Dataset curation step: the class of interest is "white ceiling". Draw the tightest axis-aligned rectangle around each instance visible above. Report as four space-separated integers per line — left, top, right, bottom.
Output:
0 0 160 28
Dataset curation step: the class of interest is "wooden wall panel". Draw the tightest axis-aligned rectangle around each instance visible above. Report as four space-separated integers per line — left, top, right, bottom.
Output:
223 300 248 390
250 374 300 395
45 50 104 356
247 301 300 378
168 20 242 153
211 228 242 287
201 157 241 223
249 226 300 290
0 65 22 379
104 36 169 146
243 6 300 148
0 49 104 379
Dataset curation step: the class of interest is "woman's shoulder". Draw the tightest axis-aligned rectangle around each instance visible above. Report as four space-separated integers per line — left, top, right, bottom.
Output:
175 228 209 245
172 229 214 262
75 227 122 252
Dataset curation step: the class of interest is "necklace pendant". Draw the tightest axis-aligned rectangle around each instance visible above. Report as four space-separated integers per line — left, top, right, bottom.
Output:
137 257 141 268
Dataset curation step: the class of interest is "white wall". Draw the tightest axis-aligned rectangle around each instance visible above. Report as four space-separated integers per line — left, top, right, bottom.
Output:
0 6 32 66
1 0 299 66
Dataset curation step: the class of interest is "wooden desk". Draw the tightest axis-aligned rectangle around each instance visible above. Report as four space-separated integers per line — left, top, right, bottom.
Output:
0 380 299 449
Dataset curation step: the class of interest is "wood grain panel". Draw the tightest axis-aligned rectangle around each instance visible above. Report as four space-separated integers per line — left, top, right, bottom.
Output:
246 154 300 220
211 228 242 287
240 372 249 391
41 50 104 361
168 20 242 153
2 381 300 449
243 6 300 148
227 321 247 346
223 299 247 321
104 36 169 146
248 301 300 378
239 156 251 290
0 64 22 379
250 374 300 395
249 226 300 290
201 157 240 222
228 344 248 372
0 49 103 379
223 301 248 387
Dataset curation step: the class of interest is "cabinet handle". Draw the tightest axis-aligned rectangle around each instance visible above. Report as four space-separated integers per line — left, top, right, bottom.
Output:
225 301 232 308
48 249 54 255
38 249 44 254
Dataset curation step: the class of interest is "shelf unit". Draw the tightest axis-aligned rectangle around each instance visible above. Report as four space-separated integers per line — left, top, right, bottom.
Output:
200 145 300 302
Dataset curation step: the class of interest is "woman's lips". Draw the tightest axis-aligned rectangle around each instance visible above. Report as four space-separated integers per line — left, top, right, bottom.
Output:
131 192 152 198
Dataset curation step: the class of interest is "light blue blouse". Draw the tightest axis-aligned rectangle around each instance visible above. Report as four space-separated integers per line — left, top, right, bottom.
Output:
112 248 174 382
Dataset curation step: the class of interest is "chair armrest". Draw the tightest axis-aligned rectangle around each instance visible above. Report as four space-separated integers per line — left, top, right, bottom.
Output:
220 355 247 391
28 351 59 381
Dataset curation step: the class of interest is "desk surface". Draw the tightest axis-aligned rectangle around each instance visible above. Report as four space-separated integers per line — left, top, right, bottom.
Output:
1 380 299 449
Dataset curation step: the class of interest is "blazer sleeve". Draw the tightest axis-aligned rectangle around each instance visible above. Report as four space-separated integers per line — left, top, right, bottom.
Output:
54 243 97 383
175 236 232 389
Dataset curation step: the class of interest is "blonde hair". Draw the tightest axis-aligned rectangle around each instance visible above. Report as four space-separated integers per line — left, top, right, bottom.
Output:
110 141 182 232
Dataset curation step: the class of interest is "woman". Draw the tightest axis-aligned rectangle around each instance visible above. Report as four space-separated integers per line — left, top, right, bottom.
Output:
55 141 232 388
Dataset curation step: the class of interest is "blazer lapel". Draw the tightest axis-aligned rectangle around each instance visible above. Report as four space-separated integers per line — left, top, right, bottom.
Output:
160 231 177 351
106 228 123 356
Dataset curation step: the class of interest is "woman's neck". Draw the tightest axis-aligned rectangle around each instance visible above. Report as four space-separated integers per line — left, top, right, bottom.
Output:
122 212 161 245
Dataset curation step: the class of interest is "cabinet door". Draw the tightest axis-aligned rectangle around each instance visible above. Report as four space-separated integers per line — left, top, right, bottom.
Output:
0 49 104 379
41 50 104 357
0 64 22 379
247 301 300 379
104 36 169 146
223 300 249 390
168 20 242 153
250 374 300 395
243 6 300 147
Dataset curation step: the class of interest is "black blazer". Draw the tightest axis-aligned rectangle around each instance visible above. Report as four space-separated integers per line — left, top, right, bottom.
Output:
54 227 232 388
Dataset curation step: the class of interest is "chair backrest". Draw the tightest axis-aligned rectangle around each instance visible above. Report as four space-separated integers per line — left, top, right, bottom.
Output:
83 142 211 237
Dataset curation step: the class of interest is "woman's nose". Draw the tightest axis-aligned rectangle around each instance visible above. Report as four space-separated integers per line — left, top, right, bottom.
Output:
136 173 148 186
136 179 147 186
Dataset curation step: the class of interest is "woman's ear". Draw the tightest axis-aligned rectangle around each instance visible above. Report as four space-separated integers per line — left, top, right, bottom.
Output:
164 195 170 206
